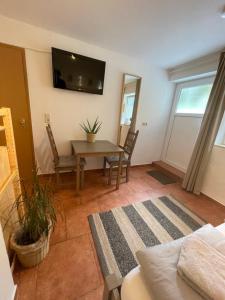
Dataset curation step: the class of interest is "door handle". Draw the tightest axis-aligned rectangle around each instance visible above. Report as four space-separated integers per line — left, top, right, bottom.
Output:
19 118 26 127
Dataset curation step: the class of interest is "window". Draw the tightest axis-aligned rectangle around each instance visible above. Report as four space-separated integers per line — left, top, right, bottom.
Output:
176 83 213 114
174 77 214 115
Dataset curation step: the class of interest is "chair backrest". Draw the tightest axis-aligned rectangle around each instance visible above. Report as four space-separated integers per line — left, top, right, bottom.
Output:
123 129 139 160
46 124 59 164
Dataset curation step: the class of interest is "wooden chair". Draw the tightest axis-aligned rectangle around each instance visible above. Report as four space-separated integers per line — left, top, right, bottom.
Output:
46 124 85 187
103 129 139 184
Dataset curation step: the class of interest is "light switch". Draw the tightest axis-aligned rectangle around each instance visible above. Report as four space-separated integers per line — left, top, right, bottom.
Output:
142 122 148 126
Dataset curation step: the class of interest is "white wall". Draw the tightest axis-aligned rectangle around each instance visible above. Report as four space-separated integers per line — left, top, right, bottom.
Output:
0 15 173 173
202 146 225 205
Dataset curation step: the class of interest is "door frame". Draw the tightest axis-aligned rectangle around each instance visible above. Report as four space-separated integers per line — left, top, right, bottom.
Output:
0 42 35 173
161 76 215 170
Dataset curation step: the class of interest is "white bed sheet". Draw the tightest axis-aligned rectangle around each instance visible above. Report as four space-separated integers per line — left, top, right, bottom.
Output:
121 223 225 300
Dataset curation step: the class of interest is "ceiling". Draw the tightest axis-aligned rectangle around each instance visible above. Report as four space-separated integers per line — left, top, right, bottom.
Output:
0 0 225 68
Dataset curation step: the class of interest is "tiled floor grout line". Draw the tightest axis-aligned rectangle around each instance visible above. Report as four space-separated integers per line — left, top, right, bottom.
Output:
76 286 103 299
51 231 91 246
88 233 104 284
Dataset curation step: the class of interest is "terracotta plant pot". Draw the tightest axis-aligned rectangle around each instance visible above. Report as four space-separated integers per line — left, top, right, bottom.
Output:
87 133 96 143
10 227 52 268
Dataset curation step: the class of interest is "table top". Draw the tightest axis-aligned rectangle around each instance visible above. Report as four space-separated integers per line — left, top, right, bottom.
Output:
71 140 124 155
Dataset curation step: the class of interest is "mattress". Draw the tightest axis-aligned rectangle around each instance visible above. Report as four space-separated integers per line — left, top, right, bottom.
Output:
121 223 225 300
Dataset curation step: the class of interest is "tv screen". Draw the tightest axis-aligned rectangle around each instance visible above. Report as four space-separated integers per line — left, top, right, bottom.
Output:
52 47 106 95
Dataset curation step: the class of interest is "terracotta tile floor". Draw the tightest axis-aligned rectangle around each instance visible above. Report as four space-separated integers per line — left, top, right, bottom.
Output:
14 165 225 300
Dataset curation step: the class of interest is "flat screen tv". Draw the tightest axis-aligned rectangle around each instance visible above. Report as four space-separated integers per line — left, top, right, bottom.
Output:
52 47 106 95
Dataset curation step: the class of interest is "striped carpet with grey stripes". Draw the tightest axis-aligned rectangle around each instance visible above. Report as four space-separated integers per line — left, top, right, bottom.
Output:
88 195 206 278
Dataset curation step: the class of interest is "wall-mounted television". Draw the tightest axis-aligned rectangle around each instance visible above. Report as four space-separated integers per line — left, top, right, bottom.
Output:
52 47 106 95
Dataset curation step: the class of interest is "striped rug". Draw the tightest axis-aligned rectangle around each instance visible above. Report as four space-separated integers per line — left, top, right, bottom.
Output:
88 195 206 278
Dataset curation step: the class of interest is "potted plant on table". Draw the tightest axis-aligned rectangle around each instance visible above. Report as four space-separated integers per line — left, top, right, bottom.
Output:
80 117 102 143
4 171 56 268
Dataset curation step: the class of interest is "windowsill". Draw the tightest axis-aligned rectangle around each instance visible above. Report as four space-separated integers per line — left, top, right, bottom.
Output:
214 144 225 149
175 113 204 118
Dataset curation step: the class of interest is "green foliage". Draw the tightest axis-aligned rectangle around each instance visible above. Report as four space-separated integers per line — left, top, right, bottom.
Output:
4 170 57 245
80 117 102 134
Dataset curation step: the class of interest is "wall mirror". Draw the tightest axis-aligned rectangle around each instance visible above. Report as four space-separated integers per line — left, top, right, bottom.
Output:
118 73 142 146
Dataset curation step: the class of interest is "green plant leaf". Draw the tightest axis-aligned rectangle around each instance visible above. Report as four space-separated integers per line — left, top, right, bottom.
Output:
93 122 102 134
80 123 90 133
87 119 92 132
80 117 102 134
92 117 99 133
1 168 57 245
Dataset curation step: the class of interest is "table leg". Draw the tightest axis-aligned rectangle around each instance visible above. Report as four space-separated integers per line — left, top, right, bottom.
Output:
116 152 122 190
76 154 80 195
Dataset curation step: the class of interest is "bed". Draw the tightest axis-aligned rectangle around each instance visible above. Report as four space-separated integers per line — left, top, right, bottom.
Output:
121 223 225 300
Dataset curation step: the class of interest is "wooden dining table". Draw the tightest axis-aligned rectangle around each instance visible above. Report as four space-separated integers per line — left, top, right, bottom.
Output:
71 140 124 194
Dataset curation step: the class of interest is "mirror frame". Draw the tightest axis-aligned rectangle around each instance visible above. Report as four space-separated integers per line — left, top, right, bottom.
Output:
117 73 142 145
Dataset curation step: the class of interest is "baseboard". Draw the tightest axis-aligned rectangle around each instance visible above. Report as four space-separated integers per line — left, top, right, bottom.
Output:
131 163 152 168
38 163 152 178
200 192 225 208
10 253 16 274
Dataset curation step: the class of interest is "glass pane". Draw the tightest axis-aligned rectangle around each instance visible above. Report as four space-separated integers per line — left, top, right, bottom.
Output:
121 94 135 124
176 84 212 114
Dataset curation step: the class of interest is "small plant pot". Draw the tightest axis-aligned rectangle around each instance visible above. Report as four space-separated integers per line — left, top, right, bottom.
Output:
87 133 96 143
10 227 52 268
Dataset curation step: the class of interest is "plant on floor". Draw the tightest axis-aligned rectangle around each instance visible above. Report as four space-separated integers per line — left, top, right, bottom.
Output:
3 170 57 267
80 117 102 143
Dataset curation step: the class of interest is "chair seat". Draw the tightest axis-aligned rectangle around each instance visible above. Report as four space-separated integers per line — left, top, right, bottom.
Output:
105 154 129 166
56 155 86 168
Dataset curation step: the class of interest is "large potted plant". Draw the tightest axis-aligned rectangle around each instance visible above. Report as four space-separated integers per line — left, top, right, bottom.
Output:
5 171 56 268
80 117 102 143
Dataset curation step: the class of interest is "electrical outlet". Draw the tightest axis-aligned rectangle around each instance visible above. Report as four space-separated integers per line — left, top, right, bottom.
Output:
142 122 148 126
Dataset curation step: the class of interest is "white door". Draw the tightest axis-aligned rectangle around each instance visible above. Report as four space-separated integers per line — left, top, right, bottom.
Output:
162 77 214 172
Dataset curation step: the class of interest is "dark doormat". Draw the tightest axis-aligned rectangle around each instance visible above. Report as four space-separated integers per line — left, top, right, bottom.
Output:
147 170 177 185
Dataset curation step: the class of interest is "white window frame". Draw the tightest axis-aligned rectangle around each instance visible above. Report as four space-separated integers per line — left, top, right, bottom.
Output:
162 76 215 164
215 110 225 146
173 76 214 117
